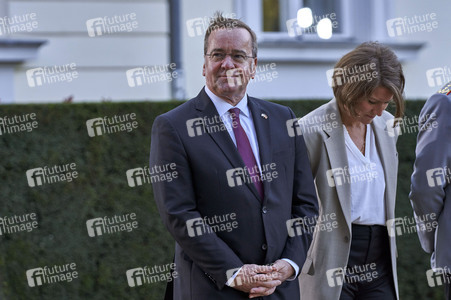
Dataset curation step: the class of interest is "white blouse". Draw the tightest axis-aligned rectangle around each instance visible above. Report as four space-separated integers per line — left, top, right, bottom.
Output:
343 124 386 225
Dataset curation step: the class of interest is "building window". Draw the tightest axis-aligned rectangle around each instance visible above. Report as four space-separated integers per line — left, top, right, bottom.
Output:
261 0 342 36
236 0 423 63
262 0 280 32
302 0 343 34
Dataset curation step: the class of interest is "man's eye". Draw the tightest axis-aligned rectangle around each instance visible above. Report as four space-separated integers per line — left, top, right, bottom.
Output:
212 53 224 59
233 54 246 60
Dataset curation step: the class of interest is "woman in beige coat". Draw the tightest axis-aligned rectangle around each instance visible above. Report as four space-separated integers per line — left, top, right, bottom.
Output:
299 42 405 300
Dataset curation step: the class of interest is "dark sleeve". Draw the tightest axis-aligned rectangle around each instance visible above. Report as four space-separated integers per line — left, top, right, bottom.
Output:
150 115 243 289
410 94 451 253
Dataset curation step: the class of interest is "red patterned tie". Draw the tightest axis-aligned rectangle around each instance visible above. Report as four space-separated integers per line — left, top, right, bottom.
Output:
229 108 264 199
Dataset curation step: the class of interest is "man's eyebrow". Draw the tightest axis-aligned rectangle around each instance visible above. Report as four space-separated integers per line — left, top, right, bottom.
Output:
209 48 247 54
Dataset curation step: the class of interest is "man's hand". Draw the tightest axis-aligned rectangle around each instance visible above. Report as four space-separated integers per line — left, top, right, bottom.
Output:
229 264 281 297
247 260 295 298
267 259 295 282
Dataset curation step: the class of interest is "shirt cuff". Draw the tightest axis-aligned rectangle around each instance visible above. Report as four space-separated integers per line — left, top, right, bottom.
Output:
282 258 299 281
225 267 242 286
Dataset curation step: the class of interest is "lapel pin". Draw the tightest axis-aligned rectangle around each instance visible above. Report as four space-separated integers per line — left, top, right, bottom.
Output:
261 113 268 119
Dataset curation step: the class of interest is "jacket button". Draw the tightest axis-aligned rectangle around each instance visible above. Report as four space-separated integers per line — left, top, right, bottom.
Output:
261 244 268 251
344 236 350 243
262 207 268 214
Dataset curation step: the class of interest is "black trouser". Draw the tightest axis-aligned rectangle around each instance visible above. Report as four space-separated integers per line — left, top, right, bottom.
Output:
339 224 397 300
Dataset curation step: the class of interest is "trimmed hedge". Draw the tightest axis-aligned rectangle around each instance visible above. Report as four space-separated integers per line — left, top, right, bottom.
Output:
0 100 442 299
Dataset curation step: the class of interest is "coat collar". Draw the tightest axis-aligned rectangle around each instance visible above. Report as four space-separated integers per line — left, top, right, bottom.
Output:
322 99 352 226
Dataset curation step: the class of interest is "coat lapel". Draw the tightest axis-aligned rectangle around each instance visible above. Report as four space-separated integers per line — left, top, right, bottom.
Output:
323 99 352 227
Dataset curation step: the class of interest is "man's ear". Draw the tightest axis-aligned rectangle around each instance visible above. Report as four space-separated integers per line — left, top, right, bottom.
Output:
250 58 257 79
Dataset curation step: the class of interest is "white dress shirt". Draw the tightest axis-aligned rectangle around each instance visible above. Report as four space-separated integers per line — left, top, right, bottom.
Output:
343 124 386 225
205 86 262 169
204 86 300 282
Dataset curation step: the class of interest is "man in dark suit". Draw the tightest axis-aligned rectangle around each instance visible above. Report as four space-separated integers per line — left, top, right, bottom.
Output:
150 13 318 299
410 81 451 299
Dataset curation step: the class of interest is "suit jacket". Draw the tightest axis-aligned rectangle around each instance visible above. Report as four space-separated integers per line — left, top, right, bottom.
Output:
410 84 451 271
298 99 399 300
150 88 318 299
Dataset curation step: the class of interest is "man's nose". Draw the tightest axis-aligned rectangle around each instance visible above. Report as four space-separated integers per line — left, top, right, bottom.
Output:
221 55 235 69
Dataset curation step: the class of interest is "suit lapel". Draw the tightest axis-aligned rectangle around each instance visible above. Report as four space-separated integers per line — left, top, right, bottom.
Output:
323 100 352 227
194 89 262 202
194 89 243 168
371 117 397 221
248 97 271 204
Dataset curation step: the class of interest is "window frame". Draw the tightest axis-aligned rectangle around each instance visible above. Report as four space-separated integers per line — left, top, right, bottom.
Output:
237 0 354 42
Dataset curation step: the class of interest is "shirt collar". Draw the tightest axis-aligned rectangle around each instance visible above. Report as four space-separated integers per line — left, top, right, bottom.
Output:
204 85 250 118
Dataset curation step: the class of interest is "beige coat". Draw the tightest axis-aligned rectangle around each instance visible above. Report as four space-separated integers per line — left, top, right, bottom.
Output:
298 99 399 300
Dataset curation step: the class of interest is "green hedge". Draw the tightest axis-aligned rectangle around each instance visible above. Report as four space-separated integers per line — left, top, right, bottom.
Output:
0 100 442 299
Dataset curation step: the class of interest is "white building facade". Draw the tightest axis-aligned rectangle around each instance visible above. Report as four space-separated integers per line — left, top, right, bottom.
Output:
0 0 449 103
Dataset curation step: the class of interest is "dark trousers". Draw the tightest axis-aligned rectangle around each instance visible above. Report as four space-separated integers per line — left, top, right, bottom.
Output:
339 224 397 300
